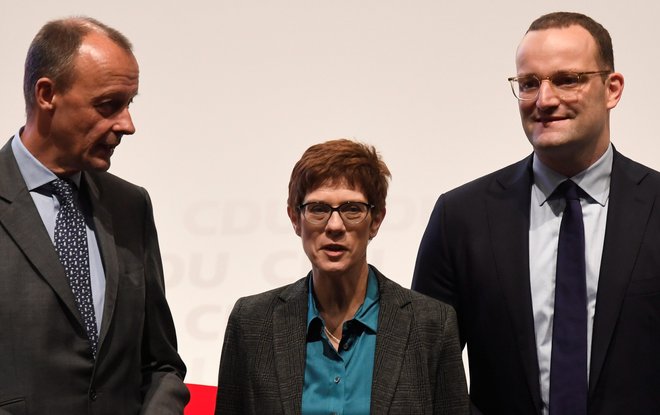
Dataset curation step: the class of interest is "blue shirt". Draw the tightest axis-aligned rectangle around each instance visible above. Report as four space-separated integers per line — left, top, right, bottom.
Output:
11 131 106 331
529 144 612 415
302 267 380 415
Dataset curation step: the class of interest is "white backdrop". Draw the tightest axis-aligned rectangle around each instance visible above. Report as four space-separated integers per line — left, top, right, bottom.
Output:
2 1 659 387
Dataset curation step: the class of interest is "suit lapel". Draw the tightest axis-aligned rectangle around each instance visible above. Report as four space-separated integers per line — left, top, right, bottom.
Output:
81 173 119 350
370 272 412 414
589 151 654 395
0 141 84 328
486 156 543 412
272 277 308 415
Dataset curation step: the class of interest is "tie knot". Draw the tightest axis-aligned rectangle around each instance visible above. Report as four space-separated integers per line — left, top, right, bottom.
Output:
554 180 581 201
50 178 76 203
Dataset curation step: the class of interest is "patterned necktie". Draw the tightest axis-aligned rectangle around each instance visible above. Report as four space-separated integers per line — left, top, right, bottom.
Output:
51 178 99 358
549 180 588 415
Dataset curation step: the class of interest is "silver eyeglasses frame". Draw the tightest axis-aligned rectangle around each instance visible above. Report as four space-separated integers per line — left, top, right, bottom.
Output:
507 70 611 101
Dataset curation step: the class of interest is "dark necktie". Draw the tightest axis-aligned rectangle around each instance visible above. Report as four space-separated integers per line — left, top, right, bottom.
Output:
549 180 588 415
51 179 99 358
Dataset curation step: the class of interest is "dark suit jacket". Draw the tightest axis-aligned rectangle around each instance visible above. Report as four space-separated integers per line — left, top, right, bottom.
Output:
412 149 660 415
0 140 188 414
215 266 469 414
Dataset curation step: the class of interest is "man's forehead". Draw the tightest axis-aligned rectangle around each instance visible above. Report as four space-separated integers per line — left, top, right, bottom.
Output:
75 32 136 65
515 25 599 70
71 34 138 79
517 25 596 52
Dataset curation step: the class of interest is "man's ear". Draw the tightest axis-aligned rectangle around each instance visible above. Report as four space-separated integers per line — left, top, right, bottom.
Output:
287 206 302 236
35 77 57 111
606 72 624 110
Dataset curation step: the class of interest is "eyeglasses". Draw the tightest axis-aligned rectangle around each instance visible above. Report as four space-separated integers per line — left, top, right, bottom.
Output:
507 70 611 101
298 201 374 225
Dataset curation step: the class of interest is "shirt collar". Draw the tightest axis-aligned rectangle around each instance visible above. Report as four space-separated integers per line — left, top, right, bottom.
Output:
306 266 380 334
532 143 612 207
12 129 83 190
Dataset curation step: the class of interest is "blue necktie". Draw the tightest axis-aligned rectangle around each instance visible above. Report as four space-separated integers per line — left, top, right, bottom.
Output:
549 180 588 415
52 179 99 358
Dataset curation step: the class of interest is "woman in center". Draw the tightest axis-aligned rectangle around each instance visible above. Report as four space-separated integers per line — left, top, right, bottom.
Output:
215 139 468 414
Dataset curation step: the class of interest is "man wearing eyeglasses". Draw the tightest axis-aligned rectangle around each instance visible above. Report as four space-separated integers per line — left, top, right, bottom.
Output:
412 11 660 415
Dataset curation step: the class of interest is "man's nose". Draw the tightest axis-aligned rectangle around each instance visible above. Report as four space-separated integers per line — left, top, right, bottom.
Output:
535 79 561 108
114 107 136 135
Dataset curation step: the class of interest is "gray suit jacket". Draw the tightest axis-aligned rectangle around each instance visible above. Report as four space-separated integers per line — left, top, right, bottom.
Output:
215 266 469 414
413 149 660 415
0 139 188 414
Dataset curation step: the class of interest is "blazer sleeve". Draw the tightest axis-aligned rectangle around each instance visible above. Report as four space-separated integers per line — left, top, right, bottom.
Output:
138 188 190 414
434 304 469 414
412 195 459 314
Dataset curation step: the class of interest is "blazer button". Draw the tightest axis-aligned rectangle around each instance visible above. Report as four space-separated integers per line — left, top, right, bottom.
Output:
90 389 98 401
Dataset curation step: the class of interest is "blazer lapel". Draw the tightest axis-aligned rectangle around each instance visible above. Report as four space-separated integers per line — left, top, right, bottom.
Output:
81 173 119 351
272 277 308 415
370 272 413 414
589 151 654 395
485 155 543 412
0 141 84 328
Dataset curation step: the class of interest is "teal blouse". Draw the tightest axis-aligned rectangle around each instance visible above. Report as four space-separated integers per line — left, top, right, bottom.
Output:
302 268 380 415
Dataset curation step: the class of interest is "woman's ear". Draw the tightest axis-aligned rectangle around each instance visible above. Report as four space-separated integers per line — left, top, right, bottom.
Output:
369 208 385 240
287 205 302 236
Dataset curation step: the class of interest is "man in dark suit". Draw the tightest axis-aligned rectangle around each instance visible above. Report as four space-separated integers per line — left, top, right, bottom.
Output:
412 12 660 415
0 17 188 414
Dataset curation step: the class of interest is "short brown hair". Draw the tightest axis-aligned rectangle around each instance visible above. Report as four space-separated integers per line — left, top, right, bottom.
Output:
287 139 391 218
527 12 614 71
23 16 133 116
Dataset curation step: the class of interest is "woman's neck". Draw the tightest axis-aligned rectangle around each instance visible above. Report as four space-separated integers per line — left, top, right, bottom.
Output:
312 262 369 332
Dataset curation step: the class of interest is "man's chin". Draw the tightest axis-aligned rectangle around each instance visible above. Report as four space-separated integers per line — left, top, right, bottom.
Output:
528 131 572 151
84 157 112 172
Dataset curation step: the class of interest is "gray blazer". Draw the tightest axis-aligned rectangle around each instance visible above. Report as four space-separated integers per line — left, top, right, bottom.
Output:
0 139 188 414
215 266 469 414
